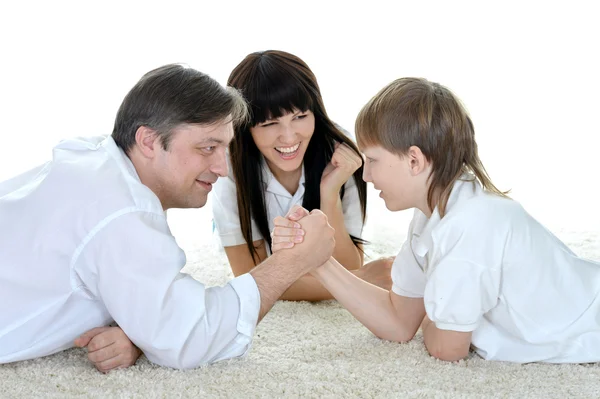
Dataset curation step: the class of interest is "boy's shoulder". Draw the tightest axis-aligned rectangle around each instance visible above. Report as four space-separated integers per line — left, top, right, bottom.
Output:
439 191 527 238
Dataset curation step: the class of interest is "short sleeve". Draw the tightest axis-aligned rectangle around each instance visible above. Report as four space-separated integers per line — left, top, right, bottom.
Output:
341 177 364 238
423 221 501 332
212 173 262 247
391 216 427 298
424 258 500 332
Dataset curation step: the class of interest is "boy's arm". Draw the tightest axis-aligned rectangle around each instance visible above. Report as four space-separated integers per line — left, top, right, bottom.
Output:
420 316 472 361
311 257 425 342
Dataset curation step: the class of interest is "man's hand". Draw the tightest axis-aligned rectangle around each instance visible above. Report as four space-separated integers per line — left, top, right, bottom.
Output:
250 205 335 320
270 205 335 273
74 326 142 373
353 256 394 290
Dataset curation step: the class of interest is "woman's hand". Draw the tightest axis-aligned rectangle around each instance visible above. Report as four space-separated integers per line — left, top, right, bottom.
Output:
270 206 309 253
320 142 362 200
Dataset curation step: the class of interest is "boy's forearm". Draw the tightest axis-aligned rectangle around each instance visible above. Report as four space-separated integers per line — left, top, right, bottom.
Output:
311 258 413 342
320 195 362 269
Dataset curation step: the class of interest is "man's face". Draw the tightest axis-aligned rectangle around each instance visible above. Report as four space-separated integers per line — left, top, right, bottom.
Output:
152 121 233 209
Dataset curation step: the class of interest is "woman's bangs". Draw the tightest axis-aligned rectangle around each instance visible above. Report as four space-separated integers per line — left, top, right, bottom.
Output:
247 71 314 126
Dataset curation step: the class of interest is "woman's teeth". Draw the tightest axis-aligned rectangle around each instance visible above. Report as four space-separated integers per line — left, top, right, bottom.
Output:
275 143 300 153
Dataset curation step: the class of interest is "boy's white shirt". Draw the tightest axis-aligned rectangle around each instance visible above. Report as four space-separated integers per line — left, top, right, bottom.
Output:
0 136 260 368
212 154 363 251
392 174 600 363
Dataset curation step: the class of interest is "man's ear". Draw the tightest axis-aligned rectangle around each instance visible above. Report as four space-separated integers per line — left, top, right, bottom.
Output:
407 145 429 176
134 126 160 159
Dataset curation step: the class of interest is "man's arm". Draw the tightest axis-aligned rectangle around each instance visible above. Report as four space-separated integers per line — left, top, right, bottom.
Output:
249 208 336 319
76 211 263 369
224 238 336 302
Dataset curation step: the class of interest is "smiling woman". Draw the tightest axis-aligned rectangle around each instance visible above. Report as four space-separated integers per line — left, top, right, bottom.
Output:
211 50 393 301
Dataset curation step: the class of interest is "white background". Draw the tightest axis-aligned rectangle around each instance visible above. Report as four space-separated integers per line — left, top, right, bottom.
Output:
1 0 598 242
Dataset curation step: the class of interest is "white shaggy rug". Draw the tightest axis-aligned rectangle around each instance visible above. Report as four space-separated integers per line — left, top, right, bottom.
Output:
2 197 600 398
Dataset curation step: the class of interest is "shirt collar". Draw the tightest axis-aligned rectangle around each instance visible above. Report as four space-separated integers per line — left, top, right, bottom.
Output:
261 156 306 199
412 173 480 257
101 136 142 183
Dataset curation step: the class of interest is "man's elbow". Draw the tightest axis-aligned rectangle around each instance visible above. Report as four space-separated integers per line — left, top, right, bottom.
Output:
145 351 205 370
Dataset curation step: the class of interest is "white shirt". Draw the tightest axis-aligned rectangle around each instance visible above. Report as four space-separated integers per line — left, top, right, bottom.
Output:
212 155 363 248
392 175 600 363
0 136 260 369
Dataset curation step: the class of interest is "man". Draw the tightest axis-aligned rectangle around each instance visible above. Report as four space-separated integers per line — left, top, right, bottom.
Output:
0 64 336 370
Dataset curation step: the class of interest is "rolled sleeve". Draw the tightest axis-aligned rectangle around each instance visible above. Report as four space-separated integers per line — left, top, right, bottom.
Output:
225 273 261 357
74 210 260 369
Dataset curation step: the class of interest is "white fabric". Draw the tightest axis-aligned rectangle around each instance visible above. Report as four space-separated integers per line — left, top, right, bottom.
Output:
212 155 363 248
391 174 600 363
0 136 260 369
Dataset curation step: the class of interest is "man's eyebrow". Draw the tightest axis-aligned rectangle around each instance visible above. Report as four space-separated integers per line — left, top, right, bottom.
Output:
196 137 225 145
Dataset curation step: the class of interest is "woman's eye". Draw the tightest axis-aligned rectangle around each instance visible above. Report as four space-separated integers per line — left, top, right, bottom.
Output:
295 114 307 120
260 122 276 127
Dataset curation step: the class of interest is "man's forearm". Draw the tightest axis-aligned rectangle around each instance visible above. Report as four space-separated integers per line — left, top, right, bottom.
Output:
249 251 305 321
311 258 414 342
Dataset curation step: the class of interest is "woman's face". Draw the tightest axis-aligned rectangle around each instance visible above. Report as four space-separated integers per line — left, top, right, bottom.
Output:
250 109 315 178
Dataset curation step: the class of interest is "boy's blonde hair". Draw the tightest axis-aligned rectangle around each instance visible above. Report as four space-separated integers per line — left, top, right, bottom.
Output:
356 77 507 217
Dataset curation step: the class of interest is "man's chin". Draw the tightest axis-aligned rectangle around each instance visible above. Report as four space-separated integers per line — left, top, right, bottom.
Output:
172 196 208 210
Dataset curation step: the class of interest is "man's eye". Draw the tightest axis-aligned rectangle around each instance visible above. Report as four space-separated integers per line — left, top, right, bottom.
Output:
202 146 215 153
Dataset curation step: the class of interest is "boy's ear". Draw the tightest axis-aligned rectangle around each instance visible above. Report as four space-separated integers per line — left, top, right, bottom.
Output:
134 126 160 159
407 145 429 176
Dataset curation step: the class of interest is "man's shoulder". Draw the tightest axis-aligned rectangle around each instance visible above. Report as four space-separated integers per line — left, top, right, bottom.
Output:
48 136 164 217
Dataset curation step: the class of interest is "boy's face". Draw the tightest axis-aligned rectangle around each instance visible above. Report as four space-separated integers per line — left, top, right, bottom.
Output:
361 145 418 212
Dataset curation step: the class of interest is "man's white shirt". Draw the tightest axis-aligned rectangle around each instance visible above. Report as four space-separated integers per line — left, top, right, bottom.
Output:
0 136 260 368
392 175 600 363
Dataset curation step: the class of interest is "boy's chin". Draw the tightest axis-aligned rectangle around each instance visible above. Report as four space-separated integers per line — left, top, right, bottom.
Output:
384 200 407 212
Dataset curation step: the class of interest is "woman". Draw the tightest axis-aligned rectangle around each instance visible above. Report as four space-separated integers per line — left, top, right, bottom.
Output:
212 50 391 301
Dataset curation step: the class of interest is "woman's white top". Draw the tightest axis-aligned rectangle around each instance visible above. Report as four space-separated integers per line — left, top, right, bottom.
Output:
392 174 600 363
212 156 363 249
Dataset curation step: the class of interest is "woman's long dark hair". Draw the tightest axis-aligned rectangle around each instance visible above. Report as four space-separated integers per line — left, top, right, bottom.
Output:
227 50 368 263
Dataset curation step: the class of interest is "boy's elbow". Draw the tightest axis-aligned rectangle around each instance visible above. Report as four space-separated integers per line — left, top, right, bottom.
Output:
373 327 417 344
427 345 469 362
